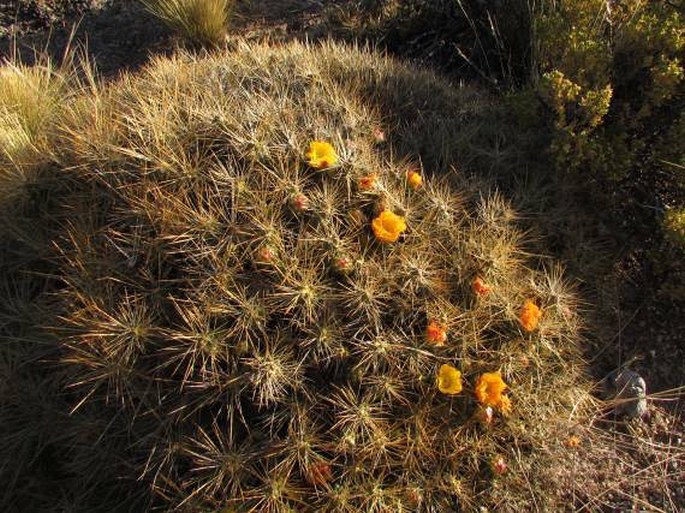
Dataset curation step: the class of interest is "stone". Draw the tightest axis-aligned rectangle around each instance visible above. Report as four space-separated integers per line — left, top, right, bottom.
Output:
604 368 648 420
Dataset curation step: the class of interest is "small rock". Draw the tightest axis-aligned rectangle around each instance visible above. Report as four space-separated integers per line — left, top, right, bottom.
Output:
603 368 648 420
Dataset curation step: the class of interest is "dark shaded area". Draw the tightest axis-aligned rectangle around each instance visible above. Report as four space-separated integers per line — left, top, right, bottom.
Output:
326 0 535 88
1 0 173 76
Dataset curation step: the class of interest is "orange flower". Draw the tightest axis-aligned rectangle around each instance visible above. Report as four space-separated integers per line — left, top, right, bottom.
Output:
519 300 542 332
358 173 378 191
371 210 407 243
437 364 462 395
407 169 423 190
305 141 338 169
475 372 510 412
426 320 447 346
565 435 581 449
472 276 491 296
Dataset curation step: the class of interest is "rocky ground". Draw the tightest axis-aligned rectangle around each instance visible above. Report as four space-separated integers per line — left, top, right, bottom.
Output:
1 0 173 74
0 0 327 74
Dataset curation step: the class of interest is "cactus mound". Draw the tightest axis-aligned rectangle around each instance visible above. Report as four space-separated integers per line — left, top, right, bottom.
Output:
55 42 588 511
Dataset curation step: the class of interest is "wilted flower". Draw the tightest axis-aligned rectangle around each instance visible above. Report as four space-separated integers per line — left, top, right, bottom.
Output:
305 141 338 169
305 461 333 486
477 405 495 425
371 210 407 243
475 372 510 412
472 276 491 296
404 486 423 507
492 455 507 475
407 169 423 190
372 126 386 143
437 364 462 395
519 299 542 332
255 244 275 265
426 320 447 346
358 173 378 191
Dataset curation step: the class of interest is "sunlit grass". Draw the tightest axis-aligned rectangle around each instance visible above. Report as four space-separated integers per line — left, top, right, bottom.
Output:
142 0 234 48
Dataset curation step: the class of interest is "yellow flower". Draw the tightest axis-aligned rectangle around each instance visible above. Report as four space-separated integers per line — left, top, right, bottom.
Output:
371 210 407 243
305 141 338 169
426 320 447 346
519 300 542 332
407 169 423 190
437 364 462 395
475 372 509 411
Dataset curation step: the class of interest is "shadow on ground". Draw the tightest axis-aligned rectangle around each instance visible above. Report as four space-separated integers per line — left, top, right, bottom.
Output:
0 0 333 76
1 0 172 75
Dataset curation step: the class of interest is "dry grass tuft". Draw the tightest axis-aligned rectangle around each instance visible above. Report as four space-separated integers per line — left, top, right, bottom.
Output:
0 58 61 202
0 46 95 221
142 0 234 48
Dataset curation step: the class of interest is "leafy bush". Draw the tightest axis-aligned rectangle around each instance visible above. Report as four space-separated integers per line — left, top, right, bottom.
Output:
535 0 684 183
0 41 595 512
531 0 685 303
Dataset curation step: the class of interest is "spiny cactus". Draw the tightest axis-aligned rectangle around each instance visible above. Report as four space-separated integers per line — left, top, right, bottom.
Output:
5 42 591 511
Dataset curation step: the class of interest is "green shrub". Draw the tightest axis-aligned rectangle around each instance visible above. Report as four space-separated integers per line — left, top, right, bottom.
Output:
530 0 685 300
663 208 685 246
534 0 684 183
655 206 685 300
